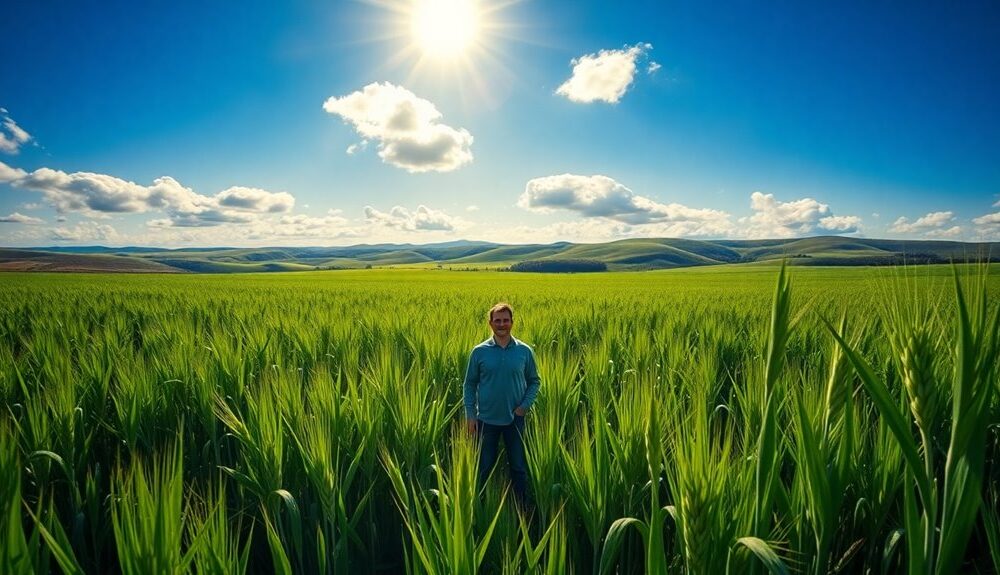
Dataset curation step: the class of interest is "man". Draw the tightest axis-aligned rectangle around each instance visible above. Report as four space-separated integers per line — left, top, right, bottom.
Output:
463 302 541 506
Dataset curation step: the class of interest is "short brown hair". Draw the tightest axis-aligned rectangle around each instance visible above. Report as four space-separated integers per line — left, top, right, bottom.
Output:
488 302 513 321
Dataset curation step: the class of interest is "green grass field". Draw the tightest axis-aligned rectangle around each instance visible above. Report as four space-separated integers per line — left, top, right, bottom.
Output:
1 265 998 573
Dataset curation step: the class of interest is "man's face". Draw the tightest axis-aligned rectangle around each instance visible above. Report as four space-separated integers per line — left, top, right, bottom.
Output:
489 310 513 339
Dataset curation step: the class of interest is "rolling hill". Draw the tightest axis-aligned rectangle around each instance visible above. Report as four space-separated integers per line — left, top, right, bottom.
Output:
2 236 996 273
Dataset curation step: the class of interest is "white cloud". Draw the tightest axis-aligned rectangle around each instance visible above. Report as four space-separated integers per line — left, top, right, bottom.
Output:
890 211 955 234
0 111 33 154
743 192 862 238
278 213 347 227
972 212 1000 226
249 212 357 239
466 205 479 212
323 82 473 173
216 186 295 213
925 226 963 238
647 61 661 74
0 161 294 227
478 219 633 244
0 212 44 224
51 221 120 242
19 167 153 214
346 140 368 155
818 215 863 232
519 173 733 236
479 217 738 244
556 43 652 104
138 206 463 247
156 210 257 228
363 205 465 232
144 212 362 243
502 188 866 241
0 227 45 243
0 161 27 182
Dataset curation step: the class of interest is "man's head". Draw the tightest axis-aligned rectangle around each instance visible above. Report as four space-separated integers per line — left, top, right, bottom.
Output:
488 302 514 340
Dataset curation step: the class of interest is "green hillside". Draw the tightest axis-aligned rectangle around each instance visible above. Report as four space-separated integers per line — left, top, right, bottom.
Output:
4 236 997 273
0 249 185 273
450 243 570 264
150 259 315 273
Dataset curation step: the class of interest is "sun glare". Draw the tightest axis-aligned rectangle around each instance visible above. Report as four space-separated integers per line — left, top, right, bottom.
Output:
410 0 480 58
369 0 518 105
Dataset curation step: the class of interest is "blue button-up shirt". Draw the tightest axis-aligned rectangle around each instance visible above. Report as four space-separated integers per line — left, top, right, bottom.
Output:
463 336 541 425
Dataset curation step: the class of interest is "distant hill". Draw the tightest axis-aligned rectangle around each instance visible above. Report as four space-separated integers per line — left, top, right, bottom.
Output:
0 249 185 273
2 236 996 273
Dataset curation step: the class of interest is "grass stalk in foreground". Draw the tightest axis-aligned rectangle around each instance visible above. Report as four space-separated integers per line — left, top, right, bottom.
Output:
599 394 671 575
792 314 855 574
111 444 192 574
383 424 505 574
753 262 791 541
826 265 999 574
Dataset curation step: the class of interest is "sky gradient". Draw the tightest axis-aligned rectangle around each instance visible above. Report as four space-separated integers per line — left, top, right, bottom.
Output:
1 0 998 246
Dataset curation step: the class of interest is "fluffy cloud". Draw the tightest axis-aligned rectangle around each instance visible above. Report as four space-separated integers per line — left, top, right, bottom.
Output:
478 217 738 244
324 82 473 173
364 205 464 232
556 43 652 104
51 221 120 242
744 192 861 238
139 216 364 245
150 210 257 228
972 210 1000 242
0 161 27 182
924 226 963 238
0 109 33 154
255 212 350 236
478 219 634 244
136 205 468 246
818 215 864 232
18 167 152 213
973 212 1000 226
890 211 956 234
0 161 294 227
971 211 1000 241
518 174 733 236
0 212 44 224
216 186 295 213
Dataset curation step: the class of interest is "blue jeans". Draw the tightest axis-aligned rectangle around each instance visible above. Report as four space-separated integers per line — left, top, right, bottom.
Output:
477 416 528 506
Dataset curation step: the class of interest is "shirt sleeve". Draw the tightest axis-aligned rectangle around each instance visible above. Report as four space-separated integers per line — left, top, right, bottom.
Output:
519 347 541 410
463 349 479 420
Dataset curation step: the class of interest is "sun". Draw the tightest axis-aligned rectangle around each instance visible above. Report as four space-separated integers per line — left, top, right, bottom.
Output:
367 0 520 105
410 0 481 59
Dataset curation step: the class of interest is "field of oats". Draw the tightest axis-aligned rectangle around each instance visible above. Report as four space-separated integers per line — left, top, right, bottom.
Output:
1 264 998 574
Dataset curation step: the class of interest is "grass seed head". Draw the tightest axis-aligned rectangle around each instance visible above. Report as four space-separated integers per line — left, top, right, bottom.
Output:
900 330 938 434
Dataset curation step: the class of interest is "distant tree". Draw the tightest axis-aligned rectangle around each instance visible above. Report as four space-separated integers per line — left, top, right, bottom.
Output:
509 259 607 273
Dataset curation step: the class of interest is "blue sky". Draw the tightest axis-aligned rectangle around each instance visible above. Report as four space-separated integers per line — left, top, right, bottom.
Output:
1 0 998 246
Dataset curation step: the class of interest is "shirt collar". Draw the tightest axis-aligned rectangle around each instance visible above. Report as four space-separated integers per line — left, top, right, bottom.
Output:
486 335 518 348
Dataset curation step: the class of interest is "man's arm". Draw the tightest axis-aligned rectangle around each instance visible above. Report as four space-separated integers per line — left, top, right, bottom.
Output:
462 349 479 432
517 347 541 414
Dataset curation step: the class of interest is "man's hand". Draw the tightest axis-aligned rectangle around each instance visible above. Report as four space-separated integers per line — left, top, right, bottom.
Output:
514 406 526 417
466 418 478 435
